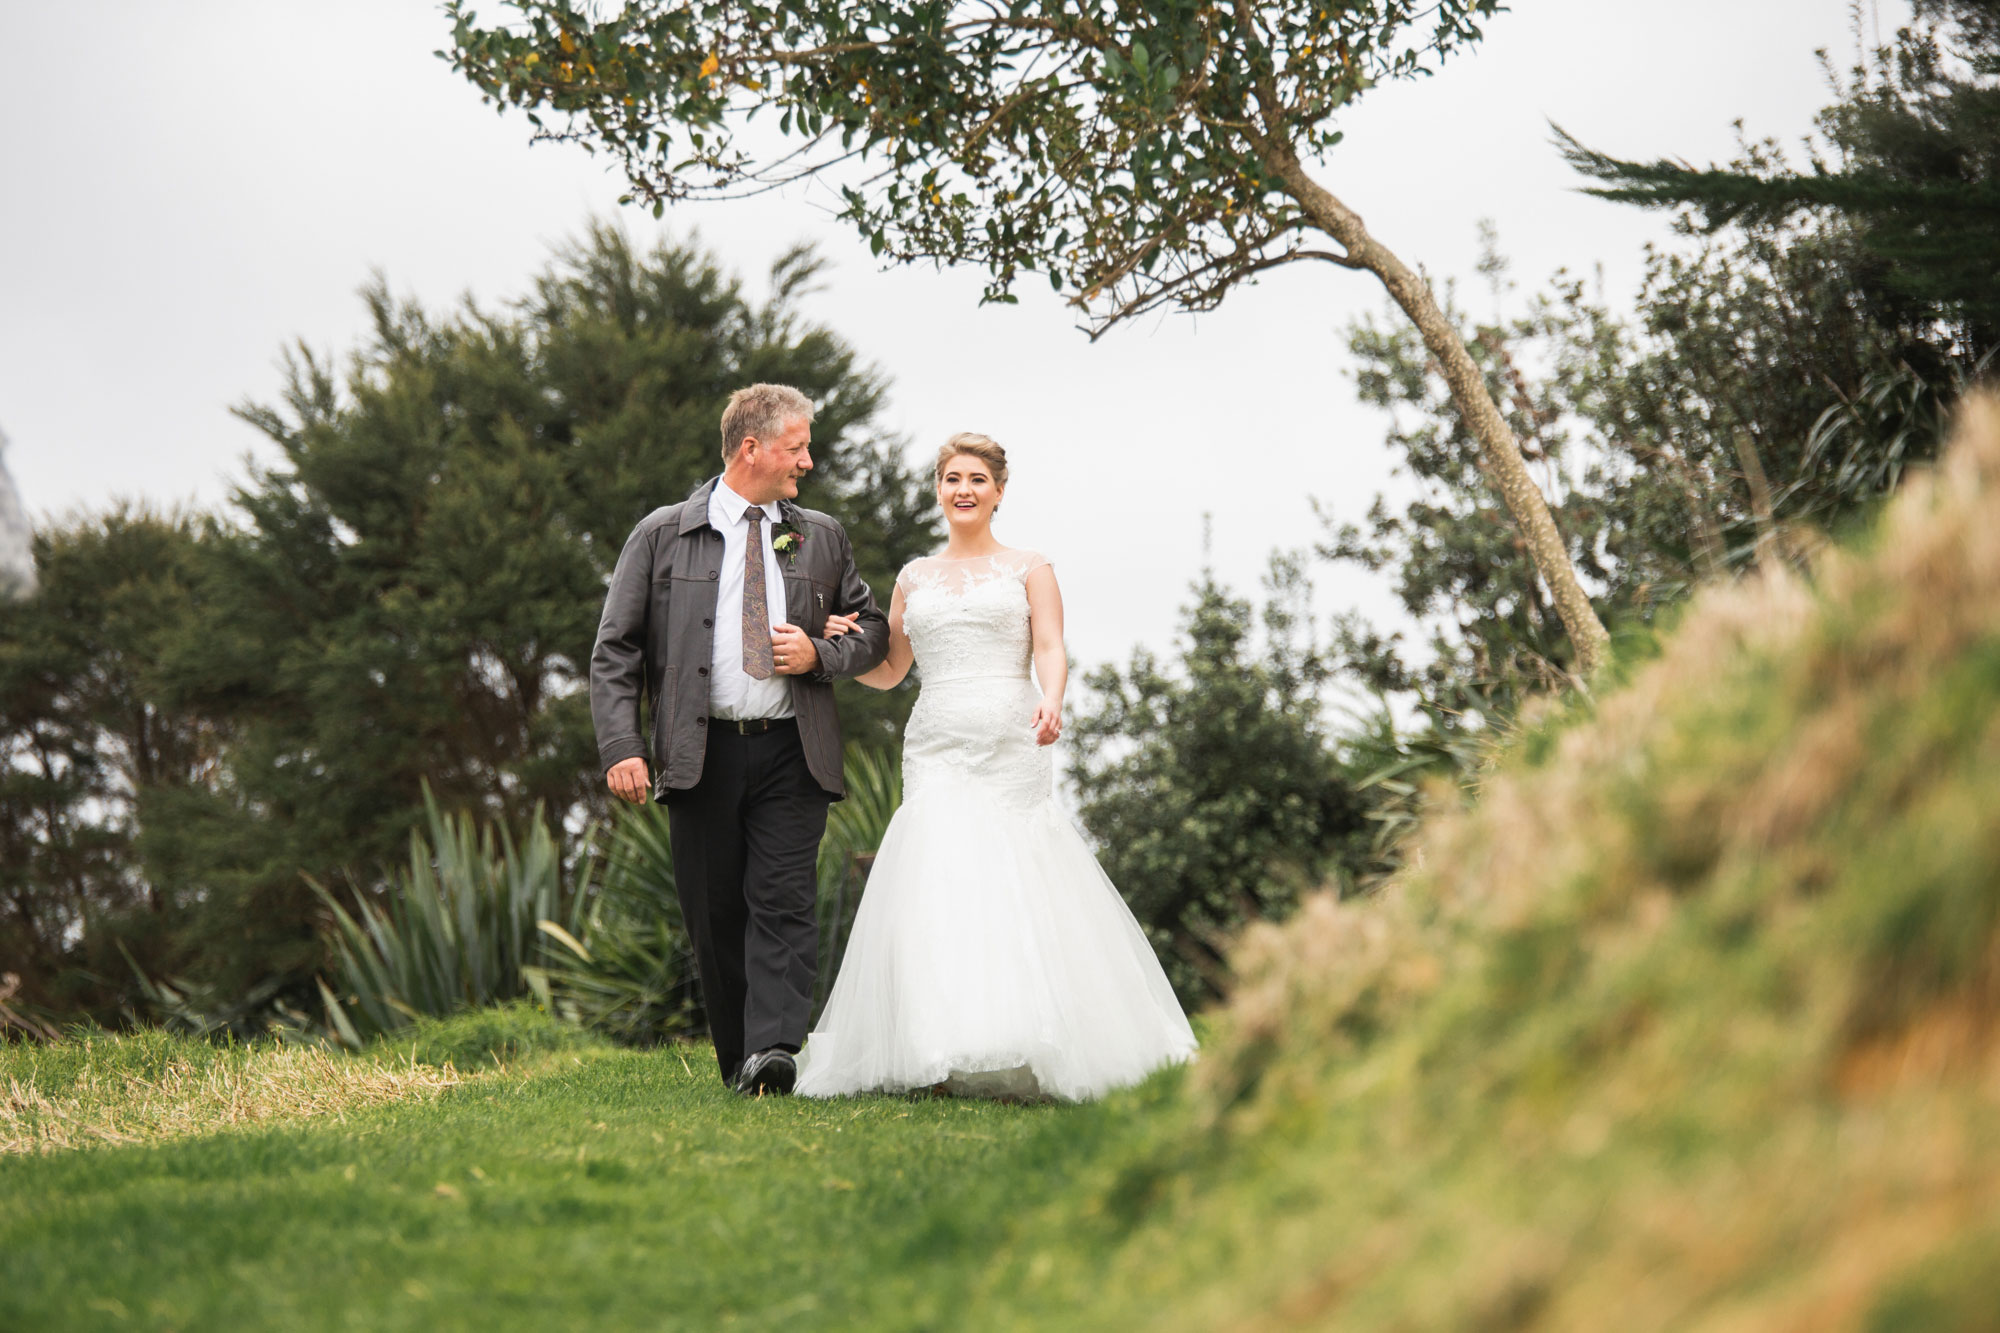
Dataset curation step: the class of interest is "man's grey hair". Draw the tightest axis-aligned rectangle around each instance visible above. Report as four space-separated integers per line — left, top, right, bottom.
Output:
720 384 815 463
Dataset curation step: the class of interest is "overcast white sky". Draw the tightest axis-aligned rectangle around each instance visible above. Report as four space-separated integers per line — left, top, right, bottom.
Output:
0 1 1901 675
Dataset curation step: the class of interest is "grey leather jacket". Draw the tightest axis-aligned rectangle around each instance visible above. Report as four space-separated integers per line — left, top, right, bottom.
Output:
589 477 890 799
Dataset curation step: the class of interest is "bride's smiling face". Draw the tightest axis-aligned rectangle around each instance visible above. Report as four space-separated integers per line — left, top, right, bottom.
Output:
938 454 1003 529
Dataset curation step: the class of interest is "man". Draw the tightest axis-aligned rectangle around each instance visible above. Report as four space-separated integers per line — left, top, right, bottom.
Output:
590 384 890 1095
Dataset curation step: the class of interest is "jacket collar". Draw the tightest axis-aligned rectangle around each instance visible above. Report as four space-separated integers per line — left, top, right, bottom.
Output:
682 474 802 532
681 475 721 532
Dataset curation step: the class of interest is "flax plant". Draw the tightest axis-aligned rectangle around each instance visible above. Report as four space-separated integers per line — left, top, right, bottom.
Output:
529 796 701 1044
314 786 587 1046
533 745 906 1039
814 745 901 1015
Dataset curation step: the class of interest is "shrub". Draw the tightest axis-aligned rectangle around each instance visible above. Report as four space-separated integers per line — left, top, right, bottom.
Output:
314 787 585 1045
532 745 904 1042
528 797 700 1045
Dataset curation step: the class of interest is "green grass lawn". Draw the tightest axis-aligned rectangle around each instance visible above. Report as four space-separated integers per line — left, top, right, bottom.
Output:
1 1009 1146 1331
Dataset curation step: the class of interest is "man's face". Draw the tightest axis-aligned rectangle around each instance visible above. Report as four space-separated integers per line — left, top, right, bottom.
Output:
737 415 814 503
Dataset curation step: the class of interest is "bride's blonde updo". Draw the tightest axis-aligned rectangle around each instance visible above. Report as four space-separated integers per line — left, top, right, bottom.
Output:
935 432 1008 490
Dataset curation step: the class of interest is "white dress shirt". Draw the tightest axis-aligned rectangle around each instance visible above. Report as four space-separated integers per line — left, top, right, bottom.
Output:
708 479 795 721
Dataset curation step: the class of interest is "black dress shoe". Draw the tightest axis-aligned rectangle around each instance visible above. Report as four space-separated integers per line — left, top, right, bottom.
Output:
734 1048 798 1097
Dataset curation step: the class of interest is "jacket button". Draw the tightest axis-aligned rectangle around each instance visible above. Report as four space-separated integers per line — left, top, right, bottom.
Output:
696 716 708 727
702 617 712 628
697 666 709 676
708 570 718 580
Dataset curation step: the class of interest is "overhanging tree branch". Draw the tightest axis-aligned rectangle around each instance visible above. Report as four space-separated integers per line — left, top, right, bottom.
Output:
445 0 1614 676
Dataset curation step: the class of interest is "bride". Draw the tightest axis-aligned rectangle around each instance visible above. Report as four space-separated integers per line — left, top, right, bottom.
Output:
795 433 1197 1101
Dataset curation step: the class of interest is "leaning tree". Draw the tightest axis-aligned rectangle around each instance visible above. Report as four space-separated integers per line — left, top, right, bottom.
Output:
445 0 1614 676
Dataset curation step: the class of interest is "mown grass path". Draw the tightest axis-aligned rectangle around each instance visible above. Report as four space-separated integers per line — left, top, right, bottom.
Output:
2 1039 1121 1331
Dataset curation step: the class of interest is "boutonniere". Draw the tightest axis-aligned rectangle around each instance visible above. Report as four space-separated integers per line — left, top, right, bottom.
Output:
771 519 807 566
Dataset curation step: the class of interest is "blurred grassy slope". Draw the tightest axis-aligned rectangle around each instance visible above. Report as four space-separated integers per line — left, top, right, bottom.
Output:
966 396 2000 1331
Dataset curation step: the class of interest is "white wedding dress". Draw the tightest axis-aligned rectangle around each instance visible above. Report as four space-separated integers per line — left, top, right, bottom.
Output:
795 550 1198 1102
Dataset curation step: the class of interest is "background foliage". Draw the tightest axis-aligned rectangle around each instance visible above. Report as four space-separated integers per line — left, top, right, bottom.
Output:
1326 1 1998 722
443 0 1505 326
313 788 586 1047
444 0 1631 680
0 226 935 1033
531 797 700 1046
1563 0 1999 360
7 4 1995 1048
1068 556 1371 1005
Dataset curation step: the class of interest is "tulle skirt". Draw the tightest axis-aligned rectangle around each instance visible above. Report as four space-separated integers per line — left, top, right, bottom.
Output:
795 784 1199 1102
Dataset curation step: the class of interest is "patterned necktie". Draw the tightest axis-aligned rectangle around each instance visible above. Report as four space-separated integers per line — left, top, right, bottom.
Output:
741 507 775 679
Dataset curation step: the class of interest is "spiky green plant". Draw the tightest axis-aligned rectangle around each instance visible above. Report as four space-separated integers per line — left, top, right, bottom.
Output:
523 746 904 1042
1336 702 1493 895
813 746 901 1016
527 797 701 1046
0 971 60 1042
313 787 586 1046
1782 346 1999 526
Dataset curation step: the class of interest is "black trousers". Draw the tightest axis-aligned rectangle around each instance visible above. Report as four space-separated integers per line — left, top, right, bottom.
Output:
662 720 831 1084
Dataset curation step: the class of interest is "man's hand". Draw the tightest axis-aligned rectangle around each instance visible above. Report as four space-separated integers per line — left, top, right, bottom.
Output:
607 757 650 804
770 623 821 675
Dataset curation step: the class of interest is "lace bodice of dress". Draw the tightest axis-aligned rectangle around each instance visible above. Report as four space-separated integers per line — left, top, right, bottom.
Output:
898 550 1048 683
897 549 1052 810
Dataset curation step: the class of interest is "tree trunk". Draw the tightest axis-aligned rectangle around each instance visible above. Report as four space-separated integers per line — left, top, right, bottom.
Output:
1264 156 1614 679
1732 429 1788 569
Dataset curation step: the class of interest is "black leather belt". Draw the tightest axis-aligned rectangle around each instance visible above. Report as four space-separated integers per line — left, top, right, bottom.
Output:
713 716 796 735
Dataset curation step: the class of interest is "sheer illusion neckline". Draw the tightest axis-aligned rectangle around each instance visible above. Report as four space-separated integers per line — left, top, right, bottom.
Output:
898 548 1049 597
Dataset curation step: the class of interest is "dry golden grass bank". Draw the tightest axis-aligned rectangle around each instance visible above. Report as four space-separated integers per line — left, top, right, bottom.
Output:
978 396 2000 1332
0 1035 464 1155
1222 394 2000 1105
0 1005 604 1156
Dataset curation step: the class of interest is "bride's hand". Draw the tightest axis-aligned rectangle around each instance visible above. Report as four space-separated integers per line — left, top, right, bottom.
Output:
821 612 860 639
1029 697 1062 747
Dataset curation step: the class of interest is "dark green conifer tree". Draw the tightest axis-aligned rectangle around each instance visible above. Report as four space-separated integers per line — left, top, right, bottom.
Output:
0 510 212 1025
3 226 935 1028
1560 0 1999 357
1068 556 1364 1005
